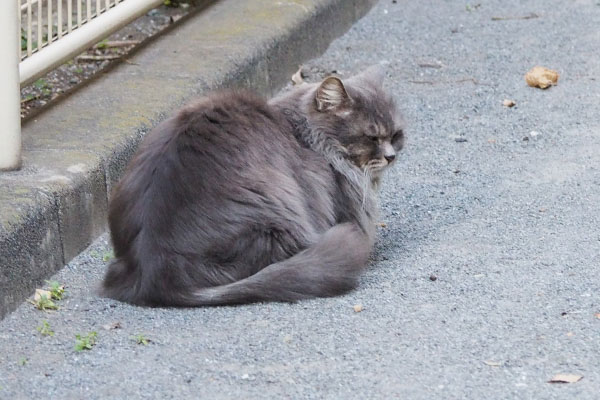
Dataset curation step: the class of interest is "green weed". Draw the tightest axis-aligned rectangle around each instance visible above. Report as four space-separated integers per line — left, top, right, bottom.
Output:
37 320 55 337
132 334 150 345
75 331 98 351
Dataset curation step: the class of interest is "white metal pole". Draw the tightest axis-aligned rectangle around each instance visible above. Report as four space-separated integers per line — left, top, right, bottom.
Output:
0 0 22 171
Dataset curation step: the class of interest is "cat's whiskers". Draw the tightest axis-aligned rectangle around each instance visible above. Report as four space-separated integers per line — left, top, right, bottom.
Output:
361 167 376 207
364 158 387 173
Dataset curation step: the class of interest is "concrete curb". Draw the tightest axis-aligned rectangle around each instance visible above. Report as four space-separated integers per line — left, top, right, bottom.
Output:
0 0 376 318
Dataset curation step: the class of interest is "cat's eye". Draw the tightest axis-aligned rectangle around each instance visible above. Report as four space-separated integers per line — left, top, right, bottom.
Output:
392 130 404 142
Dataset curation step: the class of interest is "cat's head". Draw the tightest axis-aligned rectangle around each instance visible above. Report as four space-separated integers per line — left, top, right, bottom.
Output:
308 66 404 178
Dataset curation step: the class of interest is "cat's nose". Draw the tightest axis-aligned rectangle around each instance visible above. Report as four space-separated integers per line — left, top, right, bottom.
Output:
384 154 396 163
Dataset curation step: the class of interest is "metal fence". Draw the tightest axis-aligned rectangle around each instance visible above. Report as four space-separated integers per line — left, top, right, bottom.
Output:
1 0 163 170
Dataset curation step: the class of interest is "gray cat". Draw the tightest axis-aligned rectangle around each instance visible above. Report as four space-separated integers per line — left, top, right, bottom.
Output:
102 67 404 306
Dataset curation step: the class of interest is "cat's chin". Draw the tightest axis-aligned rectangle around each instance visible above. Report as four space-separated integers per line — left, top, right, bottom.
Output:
363 161 394 189
362 160 390 174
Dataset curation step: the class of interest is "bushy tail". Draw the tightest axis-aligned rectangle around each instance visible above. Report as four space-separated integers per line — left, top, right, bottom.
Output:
177 223 371 306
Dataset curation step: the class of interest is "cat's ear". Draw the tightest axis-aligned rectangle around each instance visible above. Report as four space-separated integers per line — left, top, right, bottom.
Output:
315 77 351 112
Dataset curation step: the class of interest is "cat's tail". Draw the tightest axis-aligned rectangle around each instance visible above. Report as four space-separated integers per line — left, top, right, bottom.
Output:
178 223 371 306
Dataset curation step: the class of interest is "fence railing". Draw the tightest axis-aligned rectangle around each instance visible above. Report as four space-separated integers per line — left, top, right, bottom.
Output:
1 0 164 170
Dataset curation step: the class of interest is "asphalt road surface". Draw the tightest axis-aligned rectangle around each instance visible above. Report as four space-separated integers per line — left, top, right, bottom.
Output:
1 0 599 398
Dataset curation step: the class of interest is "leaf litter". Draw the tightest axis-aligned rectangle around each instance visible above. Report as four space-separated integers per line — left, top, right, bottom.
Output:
548 374 583 384
525 66 559 89
291 66 305 85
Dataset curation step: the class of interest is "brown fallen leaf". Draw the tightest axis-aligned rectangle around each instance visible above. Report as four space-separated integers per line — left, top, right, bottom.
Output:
353 304 364 313
102 322 122 331
28 289 58 310
34 289 52 302
418 61 443 69
525 66 559 89
502 99 516 107
484 360 502 367
594 313 600 319
377 222 387 228
548 374 583 384
291 67 305 85
491 13 539 21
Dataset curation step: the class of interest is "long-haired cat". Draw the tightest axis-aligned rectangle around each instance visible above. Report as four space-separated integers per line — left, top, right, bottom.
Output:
102 66 404 306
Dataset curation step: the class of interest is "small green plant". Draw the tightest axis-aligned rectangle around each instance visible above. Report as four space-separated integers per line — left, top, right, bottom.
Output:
132 334 150 345
21 94 37 103
102 250 114 262
45 280 65 300
18 357 28 366
29 292 58 311
89 250 100 259
75 331 98 351
96 39 109 49
37 320 55 336
163 0 190 7
33 78 48 89
33 78 52 96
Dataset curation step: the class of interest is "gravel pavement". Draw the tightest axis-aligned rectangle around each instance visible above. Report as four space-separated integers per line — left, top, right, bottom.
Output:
1 0 599 398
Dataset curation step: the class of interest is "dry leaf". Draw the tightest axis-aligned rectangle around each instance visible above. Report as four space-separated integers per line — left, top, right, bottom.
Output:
594 313 600 319
548 374 583 384
484 360 502 367
29 289 58 310
353 304 363 313
502 99 516 107
491 13 538 21
525 66 559 89
291 67 305 85
103 322 122 330
566 332 575 337
34 289 52 302
377 222 387 228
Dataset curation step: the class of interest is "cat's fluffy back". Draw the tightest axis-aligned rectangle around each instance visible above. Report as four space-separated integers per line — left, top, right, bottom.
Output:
108 90 338 271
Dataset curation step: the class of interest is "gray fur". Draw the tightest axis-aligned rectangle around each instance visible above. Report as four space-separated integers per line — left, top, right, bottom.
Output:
101 68 404 307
